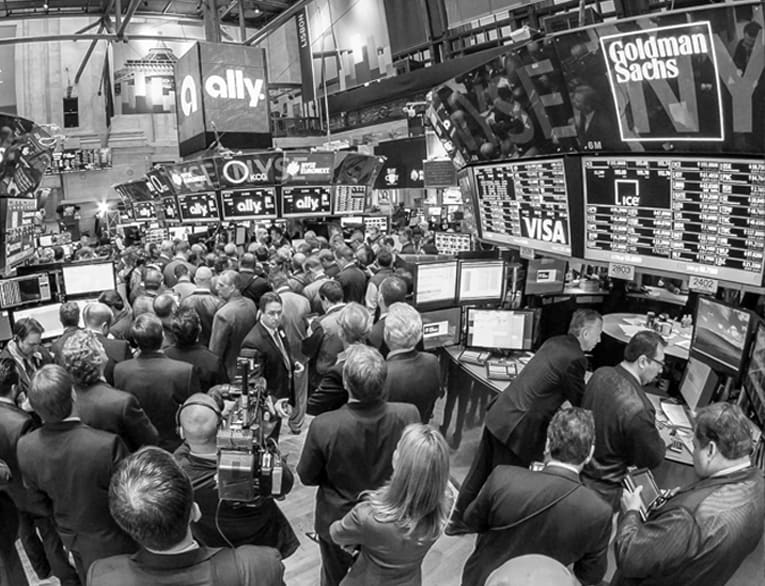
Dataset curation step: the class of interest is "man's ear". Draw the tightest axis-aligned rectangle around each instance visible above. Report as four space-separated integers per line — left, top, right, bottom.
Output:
190 502 202 523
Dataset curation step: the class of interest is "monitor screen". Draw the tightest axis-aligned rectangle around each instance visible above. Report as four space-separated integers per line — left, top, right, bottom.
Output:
413 261 459 309
62 262 116 297
691 297 752 374
466 309 535 351
12 303 63 339
421 307 462 350
458 260 505 304
0 310 11 342
744 322 765 426
680 357 719 413
525 258 567 296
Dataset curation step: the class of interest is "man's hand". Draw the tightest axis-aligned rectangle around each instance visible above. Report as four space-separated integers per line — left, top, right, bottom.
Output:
621 485 644 514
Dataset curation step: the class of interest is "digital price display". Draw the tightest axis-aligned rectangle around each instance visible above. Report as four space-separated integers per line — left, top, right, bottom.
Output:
2 199 36 269
472 158 573 256
160 195 181 223
281 186 332 218
132 201 157 222
220 188 278 221
177 192 220 224
333 185 367 215
583 157 765 287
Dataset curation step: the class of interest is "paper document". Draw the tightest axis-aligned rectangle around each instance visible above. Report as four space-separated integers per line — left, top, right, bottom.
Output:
661 402 693 429
619 324 651 338
674 339 691 350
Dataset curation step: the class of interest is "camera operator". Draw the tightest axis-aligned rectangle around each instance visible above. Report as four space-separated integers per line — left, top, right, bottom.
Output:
173 391 299 559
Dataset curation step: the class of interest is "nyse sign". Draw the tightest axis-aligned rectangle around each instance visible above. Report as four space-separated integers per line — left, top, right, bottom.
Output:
220 188 277 220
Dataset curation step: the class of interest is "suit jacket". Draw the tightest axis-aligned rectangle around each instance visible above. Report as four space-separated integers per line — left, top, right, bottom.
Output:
612 466 765 586
165 344 227 392
337 263 368 305
180 289 224 347
303 274 330 314
302 304 345 381
383 350 442 423
17 421 136 572
109 308 133 340
75 381 158 452
114 352 199 451
484 334 588 466
209 296 258 382
0 400 34 508
297 400 420 537
462 464 612 586
238 269 272 307
275 288 310 362
368 315 389 357
307 357 347 416
51 326 82 365
88 545 284 586
241 322 295 403
93 332 132 386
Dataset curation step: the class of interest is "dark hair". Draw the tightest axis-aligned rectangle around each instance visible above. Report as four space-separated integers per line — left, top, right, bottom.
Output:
254 246 269 262
0 358 18 397
173 263 189 278
568 309 602 337
240 253 257 270
258 291 283 312
59 301 81 328
98 290 124 311
153 294 178 320
170 308 201 347
547 407 595 465
13 317 44 341
624 330 667 362
109 447 193 550
342 344 387 404
334 245 354 262
52 246 65 261
379 276 408 307
144 269 163 290
130 313 164 352
695 403 753 460
744 21 762 37
319 280 344 304
376 248 393 268
29 365 74 422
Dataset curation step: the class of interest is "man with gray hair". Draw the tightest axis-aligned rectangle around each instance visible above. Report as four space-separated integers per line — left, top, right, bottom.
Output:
298 344 419 586
180 266 224 347
210 270 258 381
382 302 442 422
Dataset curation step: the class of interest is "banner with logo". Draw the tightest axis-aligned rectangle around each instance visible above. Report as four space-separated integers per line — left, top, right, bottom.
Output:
220 188 278 220
175 42 272 157
295 8 316 103
215 153 284 188
281 186 333 217
282 152 335 185
177 192 220 223
145 167 177 198
165 159 218 195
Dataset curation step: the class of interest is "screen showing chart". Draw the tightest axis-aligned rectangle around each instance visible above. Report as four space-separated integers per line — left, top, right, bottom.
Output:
458 260 505 303
583 157 765 286
472 158 573 256
413 261 459 308
466 309 534 350
333 185 367 215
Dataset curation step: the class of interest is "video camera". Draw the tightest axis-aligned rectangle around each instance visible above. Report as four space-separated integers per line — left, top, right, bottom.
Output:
216 349 283 502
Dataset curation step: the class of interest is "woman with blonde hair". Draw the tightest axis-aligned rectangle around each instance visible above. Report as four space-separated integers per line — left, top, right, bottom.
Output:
330 423 451 585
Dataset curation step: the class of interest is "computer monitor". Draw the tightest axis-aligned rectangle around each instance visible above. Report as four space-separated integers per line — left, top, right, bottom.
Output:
62 262 116 297
744 322 765 426
679 356 720 413
458 260 506 304
466 309 535 351
525 258 566 296
691 296 753 375
11 303 64 340
412 260 459 310
0 310 12 342
421 307 462 350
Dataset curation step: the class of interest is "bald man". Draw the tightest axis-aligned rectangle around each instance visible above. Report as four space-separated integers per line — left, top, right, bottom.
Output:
153 293 178 349
173 392 298 558
180 266 224 347
131 268 165 313
82 302 132 385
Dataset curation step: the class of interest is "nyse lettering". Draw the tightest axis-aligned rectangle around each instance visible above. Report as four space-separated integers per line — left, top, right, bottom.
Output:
522 217 567 244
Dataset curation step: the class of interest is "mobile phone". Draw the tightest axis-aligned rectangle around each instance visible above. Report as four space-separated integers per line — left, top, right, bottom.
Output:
623 468 661 521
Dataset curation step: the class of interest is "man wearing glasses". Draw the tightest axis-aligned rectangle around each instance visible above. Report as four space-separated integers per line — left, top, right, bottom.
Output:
581 330 668 510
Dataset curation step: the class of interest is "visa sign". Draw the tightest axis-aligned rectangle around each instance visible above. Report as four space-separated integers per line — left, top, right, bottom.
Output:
180 69 266 117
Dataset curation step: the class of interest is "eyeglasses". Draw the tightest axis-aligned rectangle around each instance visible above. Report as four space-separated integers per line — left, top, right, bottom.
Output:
648 356 666 369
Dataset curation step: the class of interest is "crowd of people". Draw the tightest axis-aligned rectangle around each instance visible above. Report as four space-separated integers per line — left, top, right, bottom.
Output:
0 228 763 586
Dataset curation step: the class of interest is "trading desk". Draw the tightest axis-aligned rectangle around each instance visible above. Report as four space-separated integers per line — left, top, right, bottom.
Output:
603 313 693 360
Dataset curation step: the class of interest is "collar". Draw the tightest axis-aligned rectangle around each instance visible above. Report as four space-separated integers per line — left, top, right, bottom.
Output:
0 396 16 406
240 268 254 274
261 322 280 338
618 362 643 386
378 312 388 320
138 350 164 358
146 539 199 556
132 545 219 570
325 303 345 314
61 416 81 423
192 288 212 294
711 461 752 478
545 461 581 476
275 286 291 294
387 348 415 359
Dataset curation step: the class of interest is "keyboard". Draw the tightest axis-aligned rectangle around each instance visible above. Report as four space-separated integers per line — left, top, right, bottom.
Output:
460 349 491 366
486 361 517 381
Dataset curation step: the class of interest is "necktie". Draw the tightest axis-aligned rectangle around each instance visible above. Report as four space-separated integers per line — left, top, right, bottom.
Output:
272 330 292 374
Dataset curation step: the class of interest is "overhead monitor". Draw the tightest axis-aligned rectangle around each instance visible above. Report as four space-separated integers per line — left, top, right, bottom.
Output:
744 322 765 427
525 258 567 296
281 186 332 217
62 262 116 297
691 296 753 375
333 185 367 215
0 274 52 309
582 156 765 287
458 259 506 304
413 260 459 310
421 307 462 350
466 309 535 351
679 357 720 413
11 302 64 339
177 192 221 223
219 188 277 221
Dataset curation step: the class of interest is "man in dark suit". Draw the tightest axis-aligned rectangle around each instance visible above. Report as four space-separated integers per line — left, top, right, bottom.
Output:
17 365 136 582
451 309 602 531
238 253 272 307
88 448 284 586
335 245 367 305
302 281 345 391
180 266 224 347
209 270 258 382
114 314 199 451
461 408 612 586
61 329 158 452
50 301 81 365
364 247 394 313
613 403 765 586
382 303 442 422
368 275 408 357
298 344 420 586
0 358 79 586
165 308 226 392
81 302 131 385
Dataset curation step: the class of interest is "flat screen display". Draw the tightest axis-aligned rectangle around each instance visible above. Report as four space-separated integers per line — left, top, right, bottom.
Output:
62 262 116 297
12 303 64 339
421 307 462 350
0 310 11 341
744 322 765 426
220 188 277 221
691 297 752 374
583 156 765 286
466 309 535 350
525 258 567 296
333 185 367 215
177 192 220 223
281 186 332 217
472 158 574 256
132 201 156 222
458 260 505 304
680 356 719 413
413 261 459 309
2 198 36 270
160 195 181 223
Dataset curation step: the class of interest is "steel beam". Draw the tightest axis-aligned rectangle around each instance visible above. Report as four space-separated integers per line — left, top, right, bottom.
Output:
115 0 141 39
244 0 312 45
75 19 102 34
74 20 105 84
0 33 193 45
